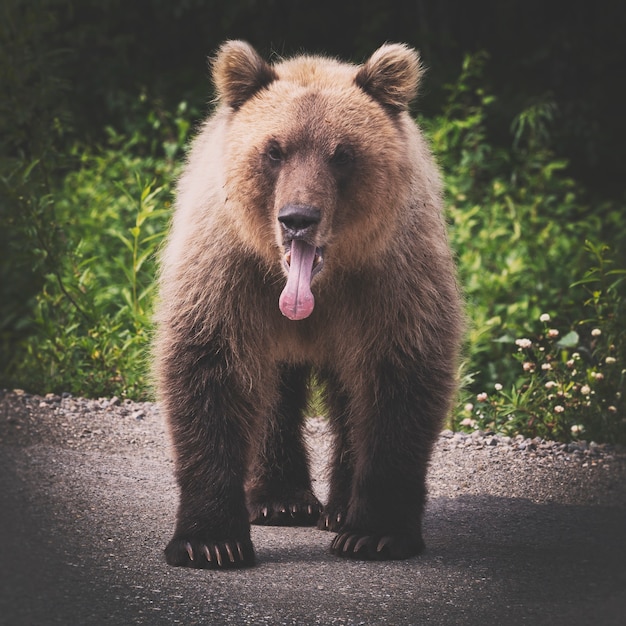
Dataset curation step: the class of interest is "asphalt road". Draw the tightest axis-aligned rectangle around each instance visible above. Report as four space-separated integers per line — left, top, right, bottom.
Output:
1 392 625 625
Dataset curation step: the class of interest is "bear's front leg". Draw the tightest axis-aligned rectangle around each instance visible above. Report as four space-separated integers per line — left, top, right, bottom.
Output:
247 365 322 527
161 342 257 569
329 364 448 561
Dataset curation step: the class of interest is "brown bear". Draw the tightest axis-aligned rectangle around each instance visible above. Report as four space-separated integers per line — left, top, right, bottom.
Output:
155 40 463 569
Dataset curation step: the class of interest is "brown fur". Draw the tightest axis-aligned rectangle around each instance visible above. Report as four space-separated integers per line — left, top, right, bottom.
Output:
155 40 463 568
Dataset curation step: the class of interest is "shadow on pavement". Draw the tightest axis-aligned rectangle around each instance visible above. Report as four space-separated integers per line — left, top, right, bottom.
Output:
1 444 625 625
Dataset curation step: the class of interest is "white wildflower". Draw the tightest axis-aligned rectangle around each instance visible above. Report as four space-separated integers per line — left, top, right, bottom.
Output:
540 313 551 322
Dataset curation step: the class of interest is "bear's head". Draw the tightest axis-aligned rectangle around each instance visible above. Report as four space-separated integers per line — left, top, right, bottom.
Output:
212 41 424 320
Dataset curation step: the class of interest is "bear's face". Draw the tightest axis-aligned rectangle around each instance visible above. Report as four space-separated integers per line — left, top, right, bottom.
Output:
212 42 422 319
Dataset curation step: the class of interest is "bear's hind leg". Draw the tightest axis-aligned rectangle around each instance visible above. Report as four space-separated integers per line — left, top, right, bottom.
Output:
247 365 322 526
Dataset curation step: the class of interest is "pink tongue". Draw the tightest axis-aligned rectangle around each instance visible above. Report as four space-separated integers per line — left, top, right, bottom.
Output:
279 240 316 320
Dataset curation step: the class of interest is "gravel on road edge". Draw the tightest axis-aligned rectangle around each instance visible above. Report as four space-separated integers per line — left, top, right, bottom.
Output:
2 388 624 507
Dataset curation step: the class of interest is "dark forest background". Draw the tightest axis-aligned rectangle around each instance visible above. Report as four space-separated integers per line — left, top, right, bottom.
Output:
3 0 624 192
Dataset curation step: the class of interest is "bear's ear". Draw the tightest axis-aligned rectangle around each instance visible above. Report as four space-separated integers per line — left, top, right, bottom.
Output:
355 43 423 113
211 40 277 110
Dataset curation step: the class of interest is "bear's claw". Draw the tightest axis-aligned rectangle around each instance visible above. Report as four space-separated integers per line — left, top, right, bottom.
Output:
317 510 345 531
165 537 255 569
330 531 425 561
249 500 322 526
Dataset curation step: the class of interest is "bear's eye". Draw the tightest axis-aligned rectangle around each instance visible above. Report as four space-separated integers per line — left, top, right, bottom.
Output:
330 145 355 168
266 143 284 164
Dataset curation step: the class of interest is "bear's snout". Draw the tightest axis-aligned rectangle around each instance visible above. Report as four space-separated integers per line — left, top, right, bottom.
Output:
277 204 324 320
277 204 321 242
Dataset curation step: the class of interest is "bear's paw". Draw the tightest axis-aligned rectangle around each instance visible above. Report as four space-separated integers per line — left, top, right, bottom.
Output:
248 490 322 527
330 531 425 561
164 536 255 569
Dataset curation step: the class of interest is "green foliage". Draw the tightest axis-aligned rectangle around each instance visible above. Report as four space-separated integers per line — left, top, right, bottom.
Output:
460 258 625 443
0 0 74 367
2 51 624 443
1 98 191 399
427 54 626 443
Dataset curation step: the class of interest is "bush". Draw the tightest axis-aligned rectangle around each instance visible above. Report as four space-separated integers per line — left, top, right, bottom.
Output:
427 54 626 443
1 99 191 399
459 244 625 443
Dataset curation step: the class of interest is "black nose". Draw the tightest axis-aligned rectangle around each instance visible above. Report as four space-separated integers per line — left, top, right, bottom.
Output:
278 204 321 238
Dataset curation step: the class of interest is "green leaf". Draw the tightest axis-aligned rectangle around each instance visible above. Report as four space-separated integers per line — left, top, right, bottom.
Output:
493 334 515 344
557 331 579 349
